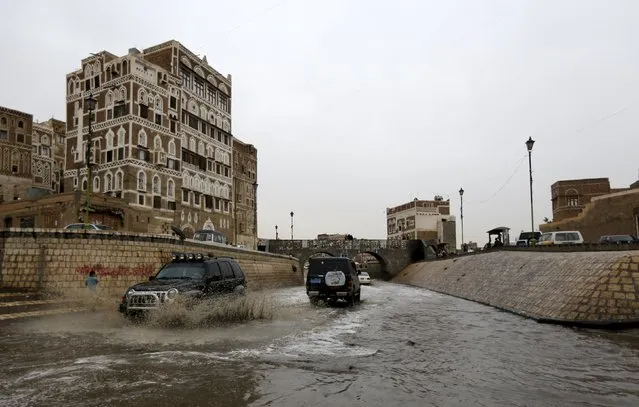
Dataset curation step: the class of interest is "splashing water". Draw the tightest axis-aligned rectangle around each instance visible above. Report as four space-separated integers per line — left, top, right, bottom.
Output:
141 292 276 329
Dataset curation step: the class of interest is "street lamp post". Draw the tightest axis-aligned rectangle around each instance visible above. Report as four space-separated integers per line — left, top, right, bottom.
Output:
253 182 258 250
290 211 294 240
275 225 279 240
83 93 97 226
526 137 536 245
459 188 464 248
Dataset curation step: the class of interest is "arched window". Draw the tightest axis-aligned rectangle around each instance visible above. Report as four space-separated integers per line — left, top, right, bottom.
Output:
189 137 196 151
198 141 205 156
106 131 114 149
200 105 208 120
106 91 113 107
138 88 148 105
138 130 147 147
105 172 113 191
152 175 161 194
154 135 162 151
117 128 126 146
115 171 123 190
81 177 88 191
167 179 175 199
207 145 214 158
93 176 100 192
188 100 198 114
137 170 147 191
41 135 49 146
0 117 6 127
156 96 163 110
168 140 176 156
18 121 23 129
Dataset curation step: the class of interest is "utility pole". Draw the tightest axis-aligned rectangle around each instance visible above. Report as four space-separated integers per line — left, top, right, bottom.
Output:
526 137 536 245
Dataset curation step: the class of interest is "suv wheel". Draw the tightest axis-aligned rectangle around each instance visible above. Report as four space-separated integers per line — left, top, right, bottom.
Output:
233 285 246 295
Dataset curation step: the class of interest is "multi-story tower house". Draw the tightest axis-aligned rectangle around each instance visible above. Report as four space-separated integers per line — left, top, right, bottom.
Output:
232 138 257 248
0 107 66 203
32 118 66 194
0 106 33 202
63 41 235 237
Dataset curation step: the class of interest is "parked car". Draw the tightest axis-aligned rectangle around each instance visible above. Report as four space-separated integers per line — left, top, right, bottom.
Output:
118 252 247 319
191 229 228 245
598 235 639 245
358 271 372 285
516 231 542 247
64 223 112 231
306 257 361 306
538 231 584 246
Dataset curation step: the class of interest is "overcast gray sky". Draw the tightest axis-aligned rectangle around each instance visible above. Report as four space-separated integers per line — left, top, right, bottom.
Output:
1 0 638 243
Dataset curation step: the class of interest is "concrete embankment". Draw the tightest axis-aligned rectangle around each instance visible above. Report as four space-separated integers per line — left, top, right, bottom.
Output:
393 250 639 327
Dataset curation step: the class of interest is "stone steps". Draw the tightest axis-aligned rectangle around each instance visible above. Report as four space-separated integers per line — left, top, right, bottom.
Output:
0 289 85 322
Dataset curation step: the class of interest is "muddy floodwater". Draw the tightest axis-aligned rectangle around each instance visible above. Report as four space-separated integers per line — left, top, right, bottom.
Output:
1 283 638 407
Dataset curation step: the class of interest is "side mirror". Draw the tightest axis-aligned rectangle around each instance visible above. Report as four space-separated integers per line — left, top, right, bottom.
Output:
148 276 155 281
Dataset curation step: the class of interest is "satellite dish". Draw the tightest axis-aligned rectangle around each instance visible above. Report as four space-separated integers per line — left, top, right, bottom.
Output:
171 225 185 240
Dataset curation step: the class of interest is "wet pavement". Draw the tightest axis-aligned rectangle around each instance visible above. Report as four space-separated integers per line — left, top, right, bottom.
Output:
1 282 638 407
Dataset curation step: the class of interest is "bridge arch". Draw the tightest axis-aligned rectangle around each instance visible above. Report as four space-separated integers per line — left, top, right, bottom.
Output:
353 251 391 281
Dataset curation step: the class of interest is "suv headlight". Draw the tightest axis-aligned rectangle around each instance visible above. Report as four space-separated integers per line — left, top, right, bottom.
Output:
166 288 179 300
126 289 135 298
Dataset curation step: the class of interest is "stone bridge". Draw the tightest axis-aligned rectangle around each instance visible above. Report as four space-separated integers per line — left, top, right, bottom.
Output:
264 239 433 280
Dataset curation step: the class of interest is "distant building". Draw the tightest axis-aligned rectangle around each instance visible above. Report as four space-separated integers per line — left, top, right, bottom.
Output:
550 178 614 222
232 138 257 249
541 177 639 242
386 196 456 248
0 106 66 203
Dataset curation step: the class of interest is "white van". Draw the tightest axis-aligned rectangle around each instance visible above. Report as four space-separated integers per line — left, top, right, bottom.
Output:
538 231 584 246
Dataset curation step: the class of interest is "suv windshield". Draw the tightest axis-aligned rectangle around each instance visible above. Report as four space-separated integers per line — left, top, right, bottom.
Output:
155 263 205 279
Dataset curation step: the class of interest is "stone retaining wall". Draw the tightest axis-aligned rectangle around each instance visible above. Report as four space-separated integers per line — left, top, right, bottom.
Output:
394 250 639 326
0 229 302 299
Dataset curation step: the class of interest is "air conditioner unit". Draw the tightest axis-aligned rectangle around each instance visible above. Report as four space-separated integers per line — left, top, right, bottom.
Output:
155 151 167 166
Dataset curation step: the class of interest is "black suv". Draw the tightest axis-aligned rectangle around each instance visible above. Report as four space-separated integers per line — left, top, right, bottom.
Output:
119 252 247 318
306 257 361 306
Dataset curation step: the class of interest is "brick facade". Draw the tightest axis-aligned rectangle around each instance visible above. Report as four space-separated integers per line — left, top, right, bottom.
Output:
60 41 251 238
233 138 257 248
551 178 612 222
0 107 65 203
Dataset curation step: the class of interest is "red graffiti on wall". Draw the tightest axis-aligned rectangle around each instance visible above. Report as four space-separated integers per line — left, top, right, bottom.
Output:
75 264 156 277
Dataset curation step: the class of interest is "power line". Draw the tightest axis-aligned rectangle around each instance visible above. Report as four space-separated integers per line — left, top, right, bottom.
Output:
226 1 289 35
465 153 528 205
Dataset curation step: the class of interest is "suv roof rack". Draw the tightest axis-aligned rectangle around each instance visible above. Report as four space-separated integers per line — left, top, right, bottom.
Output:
170 252 206 262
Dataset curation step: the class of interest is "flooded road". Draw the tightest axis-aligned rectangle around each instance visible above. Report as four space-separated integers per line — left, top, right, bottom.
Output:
1 282 638 407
